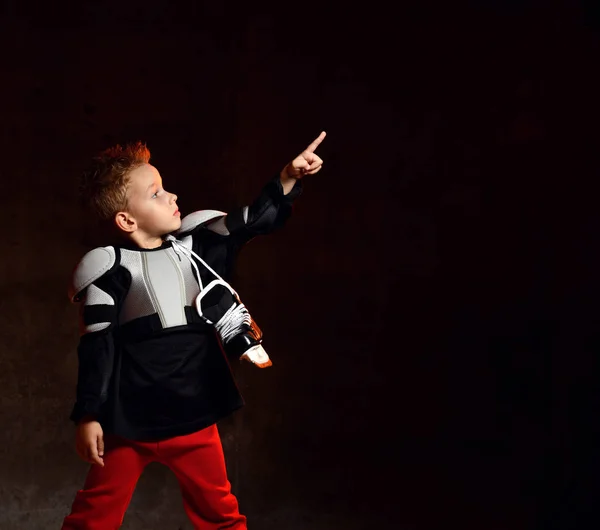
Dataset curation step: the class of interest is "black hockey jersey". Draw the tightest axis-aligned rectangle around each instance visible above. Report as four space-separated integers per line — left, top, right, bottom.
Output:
68 176 301 441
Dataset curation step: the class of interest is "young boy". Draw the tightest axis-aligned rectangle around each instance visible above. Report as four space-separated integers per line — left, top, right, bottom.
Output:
61 131 326 529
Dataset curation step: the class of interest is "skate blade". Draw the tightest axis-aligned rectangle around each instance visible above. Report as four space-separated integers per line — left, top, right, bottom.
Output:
241 345 272 368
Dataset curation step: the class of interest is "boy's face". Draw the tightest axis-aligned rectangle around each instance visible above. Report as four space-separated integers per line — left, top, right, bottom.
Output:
118 163 181 239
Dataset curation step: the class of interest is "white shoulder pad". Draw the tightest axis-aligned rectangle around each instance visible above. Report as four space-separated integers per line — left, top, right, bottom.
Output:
68 246 116 302
176 210 227 235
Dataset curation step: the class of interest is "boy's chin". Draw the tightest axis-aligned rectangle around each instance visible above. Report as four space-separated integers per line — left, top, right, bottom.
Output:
163 219 182 235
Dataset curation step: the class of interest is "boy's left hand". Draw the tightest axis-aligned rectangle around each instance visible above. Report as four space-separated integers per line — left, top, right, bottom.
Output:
281 131 326 181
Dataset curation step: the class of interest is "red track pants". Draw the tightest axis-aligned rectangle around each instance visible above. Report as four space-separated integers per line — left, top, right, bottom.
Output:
61 424 247 529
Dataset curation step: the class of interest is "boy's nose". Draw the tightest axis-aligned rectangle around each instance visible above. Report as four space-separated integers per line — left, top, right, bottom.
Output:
171 193 178 203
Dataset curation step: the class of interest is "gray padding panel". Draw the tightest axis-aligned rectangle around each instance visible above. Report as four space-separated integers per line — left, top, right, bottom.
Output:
180 234 193 250
206 216 230 236
119 249 157 325
85 283 115 307
85 322 111 333
69 246 116 301
143 249 187 328
117 243 203 329
177 210 227 234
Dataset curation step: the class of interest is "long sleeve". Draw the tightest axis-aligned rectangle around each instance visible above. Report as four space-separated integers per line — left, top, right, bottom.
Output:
223 175 303 245
182 175 303 282
69 273 122 424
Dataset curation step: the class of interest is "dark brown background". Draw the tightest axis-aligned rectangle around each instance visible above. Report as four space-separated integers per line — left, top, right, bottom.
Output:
1 1 599 528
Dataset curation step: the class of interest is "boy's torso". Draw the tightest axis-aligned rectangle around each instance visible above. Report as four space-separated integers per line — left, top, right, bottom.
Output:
100 230 244 440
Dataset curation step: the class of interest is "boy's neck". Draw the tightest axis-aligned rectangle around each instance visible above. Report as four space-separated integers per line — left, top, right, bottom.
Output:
122 232 166 249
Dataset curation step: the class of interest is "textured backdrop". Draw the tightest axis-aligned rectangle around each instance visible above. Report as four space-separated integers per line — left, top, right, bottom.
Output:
0 1 599 529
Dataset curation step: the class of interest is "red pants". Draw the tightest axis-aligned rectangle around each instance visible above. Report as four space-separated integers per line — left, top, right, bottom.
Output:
61 424 247 530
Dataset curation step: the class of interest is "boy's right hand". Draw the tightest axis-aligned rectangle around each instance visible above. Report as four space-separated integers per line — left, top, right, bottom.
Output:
75 417 105 466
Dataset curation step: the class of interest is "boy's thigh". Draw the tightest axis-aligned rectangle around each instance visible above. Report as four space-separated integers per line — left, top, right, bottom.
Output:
81 434 155 490
160 425 230 485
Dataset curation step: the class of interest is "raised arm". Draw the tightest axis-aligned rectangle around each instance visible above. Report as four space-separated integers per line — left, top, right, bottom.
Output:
207 131 327 240
176 131 327 265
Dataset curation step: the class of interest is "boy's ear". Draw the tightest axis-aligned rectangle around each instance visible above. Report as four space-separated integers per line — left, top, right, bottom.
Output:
114 211 137 233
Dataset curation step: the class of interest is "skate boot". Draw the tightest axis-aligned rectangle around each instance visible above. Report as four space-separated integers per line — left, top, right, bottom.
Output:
195 279 272 368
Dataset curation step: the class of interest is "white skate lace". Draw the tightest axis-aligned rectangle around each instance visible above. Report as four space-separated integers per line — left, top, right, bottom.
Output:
215 300 253 344
166 235 253 344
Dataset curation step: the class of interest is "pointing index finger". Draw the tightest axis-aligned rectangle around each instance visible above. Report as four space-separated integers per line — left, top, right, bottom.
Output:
304 131 326 154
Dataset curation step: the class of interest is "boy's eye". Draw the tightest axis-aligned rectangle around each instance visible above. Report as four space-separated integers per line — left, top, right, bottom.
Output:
151 192 158 199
